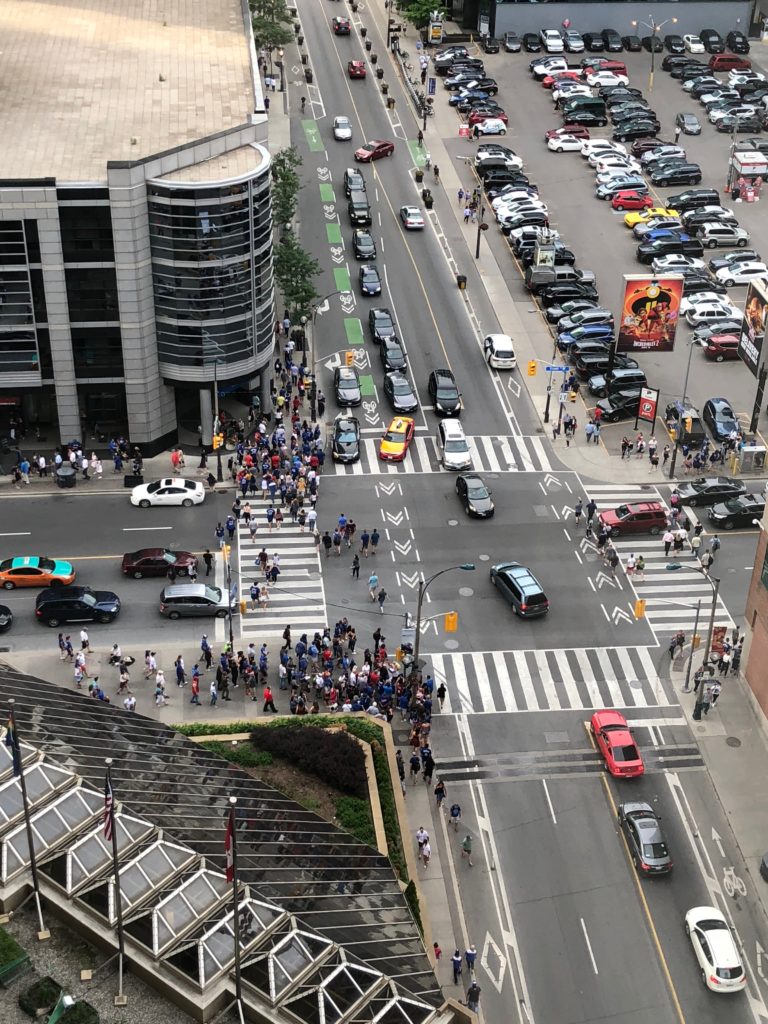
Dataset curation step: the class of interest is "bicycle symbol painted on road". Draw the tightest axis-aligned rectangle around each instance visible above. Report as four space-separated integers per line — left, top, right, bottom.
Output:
723 866 747 898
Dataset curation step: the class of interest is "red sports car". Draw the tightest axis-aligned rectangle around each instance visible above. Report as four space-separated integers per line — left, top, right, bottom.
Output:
611 190 653 212
544 124 590 142
354 140 395 162
590 710 645 778
468 109 509 126
542 71 583 88
348 60 366 79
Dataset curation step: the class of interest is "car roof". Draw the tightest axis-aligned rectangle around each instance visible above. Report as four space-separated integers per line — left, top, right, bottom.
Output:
388 417 413 430
337 366 358 380
162 584 212 598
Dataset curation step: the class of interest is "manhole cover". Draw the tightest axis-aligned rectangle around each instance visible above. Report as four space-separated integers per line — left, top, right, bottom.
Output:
479 553 490 562
447 518 459 527
458 587 474 597
444 639 459 650
726 736 742 748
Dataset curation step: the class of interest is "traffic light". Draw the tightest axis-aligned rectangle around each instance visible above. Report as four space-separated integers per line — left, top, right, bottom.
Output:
212 432 224 450
684 416 693 435
634 599 646 619
444 611 458 632
222 544 231 561
345 350 355 367
527 360 537 377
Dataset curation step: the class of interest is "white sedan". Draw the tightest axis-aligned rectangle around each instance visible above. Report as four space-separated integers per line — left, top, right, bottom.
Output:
547 133 584 152
583 140 626 160
715 261 768 286
586 70 629 87
728 70 765 84
333 116 353 141
595 155 642 174
680 292 727 314
491 188 539 210
651 254 707 274
400 205 425 230
473 117 507 136
683 34 705 53
130 478 206 508
552 83 592 103
685 906 746 993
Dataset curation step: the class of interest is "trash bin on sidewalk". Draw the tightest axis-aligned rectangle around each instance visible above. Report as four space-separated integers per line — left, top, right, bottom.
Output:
124 473 143 488
456 274 467 290
304 67 313 83
55 465 76 489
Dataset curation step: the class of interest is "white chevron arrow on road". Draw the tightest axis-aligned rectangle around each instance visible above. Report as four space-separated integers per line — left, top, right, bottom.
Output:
385 511 404 526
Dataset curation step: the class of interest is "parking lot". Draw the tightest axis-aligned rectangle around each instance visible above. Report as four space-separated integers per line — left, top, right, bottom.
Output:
438 39 768 454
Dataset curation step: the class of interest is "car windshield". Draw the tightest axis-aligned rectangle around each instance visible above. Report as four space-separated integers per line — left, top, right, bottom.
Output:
643 842 669 858
445 439 469 453
437 386 459 400
38 558 56 571
339 379 358 392
82 592 97 608
205 587 222 601
614 505 632 519
614 743 640 762
384 428 406 442
392 380 412 396
468 482 489 499
337 428 357 443
146 481 162 493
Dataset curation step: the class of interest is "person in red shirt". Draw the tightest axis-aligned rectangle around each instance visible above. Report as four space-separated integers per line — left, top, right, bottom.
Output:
263 685 277 713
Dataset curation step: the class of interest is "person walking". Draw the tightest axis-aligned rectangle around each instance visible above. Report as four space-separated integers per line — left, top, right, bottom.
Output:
574 499 583 525
203 548 213 577
416 825 429 853
710 534 721 560
420 840 432 868
700 548 714 572
263 684 277 713
434 778 447 810
451 950 463 985
461 833 474 867
377 586 387 614
368 572 379 601
370 528 380 555
690 533 702 558
209 679 218 706
663 529 674 557
465 945 478 976
466 981 481 1014
351 553 360 579
190 671 201 705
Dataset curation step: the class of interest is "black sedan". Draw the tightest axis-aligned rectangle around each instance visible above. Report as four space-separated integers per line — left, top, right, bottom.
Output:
380 336 407 372
0 604 12 633
703 397 739 440
331 414 360 463
676 476 747 507
539 282 600 307
522 33 542 52
352 229 376 260
358 264 382 296
595 388 642 422
622 35 642 52
383 371 419 413
456 473 495 518
676 112 702 135
708 493 766 530
715 114 764 134
368 307 396 343
642 36 664 52
613 121 661 142
334 366 362 407
546 298 599 324
664 34 686 54
618 802 673 875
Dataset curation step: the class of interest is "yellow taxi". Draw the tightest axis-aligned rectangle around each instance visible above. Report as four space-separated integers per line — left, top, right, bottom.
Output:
0 556 76 589
623 206 679 228
379 417 415 462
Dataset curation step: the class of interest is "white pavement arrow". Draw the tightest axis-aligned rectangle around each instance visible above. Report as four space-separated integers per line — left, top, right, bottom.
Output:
580 538 596 553
317 167 331 181
712 828 725 858
365 413 380 425
757 942 766 982
595 571 617 589
323 205 337 221
611 606 633 624
561 504 572 518
315 299 330 316
480 932 507 995
400 572 420 589
330 246 345 264
352 350 370 369
543 473 561 488
340 294 356 314
385 511 404 525
507 377 521 399
376 482 399 496
394 539 412 555
324 353 342 372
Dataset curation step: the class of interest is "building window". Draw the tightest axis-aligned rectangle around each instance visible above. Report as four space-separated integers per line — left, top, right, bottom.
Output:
0 331 39 373
0 223 26 267
65 268 120 322
36 329 53 377
72 327 124 378
29 270 47 324
24 221 40 264
0 269 33 328
59 207 115 263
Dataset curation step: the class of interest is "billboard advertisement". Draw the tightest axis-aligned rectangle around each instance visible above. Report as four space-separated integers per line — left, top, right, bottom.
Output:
616 276 684 353
738 279 767 379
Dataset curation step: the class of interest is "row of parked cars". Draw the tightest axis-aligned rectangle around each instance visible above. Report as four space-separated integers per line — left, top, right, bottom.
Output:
498 26 750 57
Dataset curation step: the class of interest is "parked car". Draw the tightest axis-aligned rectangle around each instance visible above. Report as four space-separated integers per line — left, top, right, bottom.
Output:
504 31 522 53
703 397 740 441
708 492 766 529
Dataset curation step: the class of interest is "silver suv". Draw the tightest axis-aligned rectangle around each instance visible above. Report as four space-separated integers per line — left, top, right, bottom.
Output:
436 420 472 470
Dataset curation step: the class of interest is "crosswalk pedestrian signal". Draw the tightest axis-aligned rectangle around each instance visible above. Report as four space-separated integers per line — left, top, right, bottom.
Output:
212 432 224 450
345 350 355 367
633 599 646 619
684 416 693 435
444 611 458 632
222 544 231 561
527 360 537 377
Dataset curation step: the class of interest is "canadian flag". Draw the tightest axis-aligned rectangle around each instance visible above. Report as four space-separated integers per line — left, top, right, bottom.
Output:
225 807 234 883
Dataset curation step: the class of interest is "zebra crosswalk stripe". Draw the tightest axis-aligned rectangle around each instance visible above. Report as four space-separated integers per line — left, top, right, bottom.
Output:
331 434 552 476
432 646 675 716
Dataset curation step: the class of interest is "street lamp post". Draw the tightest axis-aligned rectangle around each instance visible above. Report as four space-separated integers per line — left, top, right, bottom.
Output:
631 17 677 92
666 562 721 669
278 48 285 92
307 290 343 422
409 564 475 705
212 359 223 483
474 198 486 259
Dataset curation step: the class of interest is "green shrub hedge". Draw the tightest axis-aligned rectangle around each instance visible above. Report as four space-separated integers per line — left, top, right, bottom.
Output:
19 976 61 1017
201 741 273 768
334 796 376 847
0 926 25 970
250 724 367 798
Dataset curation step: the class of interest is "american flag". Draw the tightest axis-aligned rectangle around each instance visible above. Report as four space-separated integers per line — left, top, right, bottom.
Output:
104 773 114 842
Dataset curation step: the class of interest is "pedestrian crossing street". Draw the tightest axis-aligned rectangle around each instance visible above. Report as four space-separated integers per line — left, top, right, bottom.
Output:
331 433 552 475
235 497 328 640
587 484 734 635
431 645 674 715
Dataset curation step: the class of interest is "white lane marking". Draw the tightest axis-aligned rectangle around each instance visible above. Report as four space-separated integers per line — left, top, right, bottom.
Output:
542 779 558 825
0 532 31 536
123 526 173 531
581 918 599 975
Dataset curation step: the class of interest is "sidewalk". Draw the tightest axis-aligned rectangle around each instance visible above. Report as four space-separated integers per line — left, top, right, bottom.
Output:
671 655 768 921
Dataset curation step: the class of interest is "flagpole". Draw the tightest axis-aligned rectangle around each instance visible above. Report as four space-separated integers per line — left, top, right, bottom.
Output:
104 759 127 1006
7 700 48 940
228 796 245 1024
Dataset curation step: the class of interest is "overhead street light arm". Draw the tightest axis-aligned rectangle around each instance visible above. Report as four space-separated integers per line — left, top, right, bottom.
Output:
409 564 475 706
